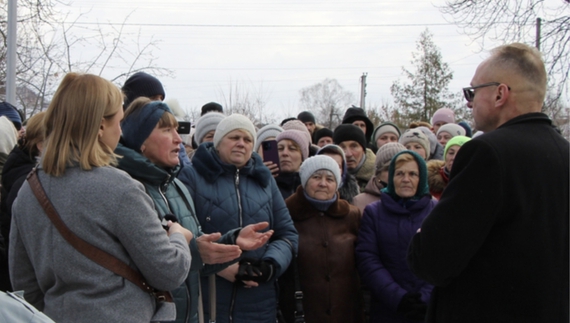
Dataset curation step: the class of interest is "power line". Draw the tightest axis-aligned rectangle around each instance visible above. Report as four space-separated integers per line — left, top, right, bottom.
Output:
67 22 456 28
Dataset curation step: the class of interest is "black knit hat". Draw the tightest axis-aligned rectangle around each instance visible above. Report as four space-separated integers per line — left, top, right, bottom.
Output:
314 127 333 144
0 101 22 130
333 124 367 151
341 106 374 142
121 72 165 110
457 121 473 137
297 111 316 124
280 117 297 126
201 102 224 116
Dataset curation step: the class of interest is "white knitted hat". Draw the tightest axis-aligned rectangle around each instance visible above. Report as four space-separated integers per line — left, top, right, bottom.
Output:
213 114 257 148
436 123 466 137
399 129 431 160
195 112 225 144
254 124 283 152
299 155 342 190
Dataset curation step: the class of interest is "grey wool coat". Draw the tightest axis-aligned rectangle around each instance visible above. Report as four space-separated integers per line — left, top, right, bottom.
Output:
9 165 192 323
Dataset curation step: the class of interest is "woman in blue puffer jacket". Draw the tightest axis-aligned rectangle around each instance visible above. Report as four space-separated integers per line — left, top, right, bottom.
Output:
117 99 274 323
180 114 299 323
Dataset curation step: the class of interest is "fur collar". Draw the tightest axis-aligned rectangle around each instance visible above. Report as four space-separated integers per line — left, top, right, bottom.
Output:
427 159 446 196
286 186 351 221
191 142 272 188
339 174 360 203
355 148 377 183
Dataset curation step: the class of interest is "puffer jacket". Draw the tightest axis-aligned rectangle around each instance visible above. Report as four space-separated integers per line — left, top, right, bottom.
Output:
181 142 299 323
115 143 239 323
356 193 436 323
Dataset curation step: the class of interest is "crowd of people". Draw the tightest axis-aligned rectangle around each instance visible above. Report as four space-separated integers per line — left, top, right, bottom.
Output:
0 42 567 323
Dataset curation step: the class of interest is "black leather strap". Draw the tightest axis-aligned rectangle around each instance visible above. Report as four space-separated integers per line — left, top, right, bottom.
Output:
27 168 172 302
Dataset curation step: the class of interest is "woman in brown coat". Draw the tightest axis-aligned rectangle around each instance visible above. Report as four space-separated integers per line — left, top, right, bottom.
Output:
280 155 364 323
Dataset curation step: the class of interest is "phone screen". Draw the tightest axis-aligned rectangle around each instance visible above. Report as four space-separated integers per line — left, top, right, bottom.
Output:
261 140 280 166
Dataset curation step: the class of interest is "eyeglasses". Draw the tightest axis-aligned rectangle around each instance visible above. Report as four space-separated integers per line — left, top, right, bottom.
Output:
462 82 510 102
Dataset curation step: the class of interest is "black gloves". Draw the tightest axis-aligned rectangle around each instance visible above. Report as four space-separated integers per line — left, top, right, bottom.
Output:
397 292 427 321
235 257 275 283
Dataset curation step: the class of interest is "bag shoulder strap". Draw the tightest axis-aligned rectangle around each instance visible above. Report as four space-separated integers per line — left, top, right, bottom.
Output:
282 238 305 323
26 169 172 302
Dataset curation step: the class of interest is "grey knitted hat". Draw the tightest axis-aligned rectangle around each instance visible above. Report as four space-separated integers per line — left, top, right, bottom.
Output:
375 142 407 170
436 123 466 137
415 126 438 155
299 155 342 190
195 112 225 144
254 124 283 152
213 114 257 148
399 129 430 160
373 122 401 143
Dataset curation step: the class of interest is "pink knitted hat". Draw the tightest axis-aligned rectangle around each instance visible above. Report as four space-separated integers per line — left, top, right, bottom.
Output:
276 129 310 160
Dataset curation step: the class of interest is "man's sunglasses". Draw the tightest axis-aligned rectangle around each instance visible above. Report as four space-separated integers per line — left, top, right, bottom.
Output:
462 82 510 102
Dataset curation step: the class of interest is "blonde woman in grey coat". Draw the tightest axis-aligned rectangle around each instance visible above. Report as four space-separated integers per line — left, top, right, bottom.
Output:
9 73 193 323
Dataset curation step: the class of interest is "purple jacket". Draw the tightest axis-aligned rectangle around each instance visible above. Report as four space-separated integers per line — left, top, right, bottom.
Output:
356 192 436 323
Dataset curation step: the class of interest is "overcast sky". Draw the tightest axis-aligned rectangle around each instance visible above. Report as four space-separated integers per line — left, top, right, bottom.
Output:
63 0 505 122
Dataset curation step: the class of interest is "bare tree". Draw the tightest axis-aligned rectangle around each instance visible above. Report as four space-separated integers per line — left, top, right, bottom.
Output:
1 2 169 118
299 78 355 129
366 100 420 131
439 0 569 102
216 79 277 127
1 0 63 115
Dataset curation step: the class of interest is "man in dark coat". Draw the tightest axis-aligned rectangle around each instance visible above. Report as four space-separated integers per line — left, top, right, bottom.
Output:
407 43 569 323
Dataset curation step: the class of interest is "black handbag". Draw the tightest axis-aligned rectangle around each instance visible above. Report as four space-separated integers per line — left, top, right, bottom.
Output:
276 238 305 323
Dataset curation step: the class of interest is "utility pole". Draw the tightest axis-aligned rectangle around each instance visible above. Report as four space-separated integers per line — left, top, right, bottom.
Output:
360 73 367 110
6 0 18 105
536 17 542 50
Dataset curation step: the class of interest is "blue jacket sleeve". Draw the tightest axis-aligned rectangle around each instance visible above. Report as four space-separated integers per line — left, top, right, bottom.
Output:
260 180 298 278
356 204 408 311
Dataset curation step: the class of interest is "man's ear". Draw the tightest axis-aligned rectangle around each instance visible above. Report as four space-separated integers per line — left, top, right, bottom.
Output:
495 84 510 107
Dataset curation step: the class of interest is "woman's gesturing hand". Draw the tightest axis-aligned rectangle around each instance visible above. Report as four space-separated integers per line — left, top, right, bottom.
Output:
236 222 274 251
197 233 242 264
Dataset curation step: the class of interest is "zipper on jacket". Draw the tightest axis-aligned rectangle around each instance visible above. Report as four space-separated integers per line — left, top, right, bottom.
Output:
235 169 243 227
158 174 174 215
229 169 242 323
185 281 191 323
229 283 238 323
158 185 173 215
